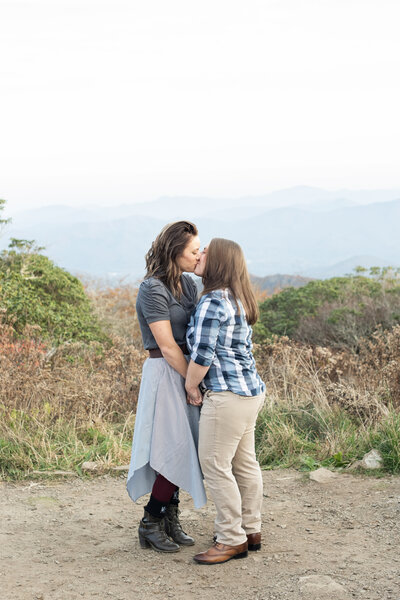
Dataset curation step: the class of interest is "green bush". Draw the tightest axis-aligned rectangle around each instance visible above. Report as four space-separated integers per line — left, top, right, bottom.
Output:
254 271 400 350
0 241 105 343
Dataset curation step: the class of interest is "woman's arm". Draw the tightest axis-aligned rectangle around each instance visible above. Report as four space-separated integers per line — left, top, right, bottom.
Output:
149 320 189 378
185 294 225 404
150 320 203 405
185 361 209 405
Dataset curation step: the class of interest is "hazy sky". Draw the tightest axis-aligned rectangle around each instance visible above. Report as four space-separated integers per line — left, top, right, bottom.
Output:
1 0 400 215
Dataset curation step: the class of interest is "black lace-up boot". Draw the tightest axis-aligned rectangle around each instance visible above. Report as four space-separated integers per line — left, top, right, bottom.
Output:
138 510 180 553
164 504 195 546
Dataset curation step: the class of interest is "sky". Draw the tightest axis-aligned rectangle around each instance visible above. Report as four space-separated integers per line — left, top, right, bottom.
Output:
1 0 400 216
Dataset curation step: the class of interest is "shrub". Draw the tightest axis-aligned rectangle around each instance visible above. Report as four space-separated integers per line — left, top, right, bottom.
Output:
0 242 105 343
255 271 400 350
0 324 145 422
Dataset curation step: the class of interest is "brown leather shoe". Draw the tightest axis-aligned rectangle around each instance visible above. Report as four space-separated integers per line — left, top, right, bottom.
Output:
193 541 248 564
212 532 261 551
247 532 261 551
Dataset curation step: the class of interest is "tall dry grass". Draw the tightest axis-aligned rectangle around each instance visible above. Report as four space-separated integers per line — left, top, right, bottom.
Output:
253 328 400 470
1 324 145 422
83 278 143 347
0 285 145 479
1 281 400 479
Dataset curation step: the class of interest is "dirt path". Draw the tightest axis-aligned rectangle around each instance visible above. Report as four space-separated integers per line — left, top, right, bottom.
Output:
1 470 400 600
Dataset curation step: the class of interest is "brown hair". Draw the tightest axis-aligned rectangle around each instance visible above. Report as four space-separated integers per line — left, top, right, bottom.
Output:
202 238 259 325
145 220 198 298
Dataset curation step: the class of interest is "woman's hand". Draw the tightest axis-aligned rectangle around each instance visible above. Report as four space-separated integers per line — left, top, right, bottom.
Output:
186 386 203 406
186 360 210 393
185 360 210 405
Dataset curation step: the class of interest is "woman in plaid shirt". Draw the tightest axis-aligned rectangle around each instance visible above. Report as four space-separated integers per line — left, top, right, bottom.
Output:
186 238 266 565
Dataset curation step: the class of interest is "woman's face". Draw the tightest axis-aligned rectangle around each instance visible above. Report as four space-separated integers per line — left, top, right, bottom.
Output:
194 246 207 277
176 235 201 273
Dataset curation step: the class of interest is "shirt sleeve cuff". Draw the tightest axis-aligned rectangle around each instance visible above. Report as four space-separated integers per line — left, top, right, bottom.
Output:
190 352 213 367
145 316 170 324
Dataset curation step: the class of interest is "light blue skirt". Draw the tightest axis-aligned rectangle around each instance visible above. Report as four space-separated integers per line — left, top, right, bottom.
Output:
126 357 207 509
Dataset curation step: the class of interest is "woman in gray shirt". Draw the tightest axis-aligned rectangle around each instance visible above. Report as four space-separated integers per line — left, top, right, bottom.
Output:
127 221 206 553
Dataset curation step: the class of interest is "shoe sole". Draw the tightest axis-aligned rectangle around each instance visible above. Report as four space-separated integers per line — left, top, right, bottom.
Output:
194 550 248 565
174 540 195 546
248 543 261 551
139 538 180 553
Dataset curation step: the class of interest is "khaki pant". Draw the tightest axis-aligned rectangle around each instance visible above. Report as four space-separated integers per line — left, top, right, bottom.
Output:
198 389 265 546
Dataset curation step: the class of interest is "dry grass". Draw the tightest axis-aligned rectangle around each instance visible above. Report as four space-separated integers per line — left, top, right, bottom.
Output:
1 327 145 423
83 278 143 347
254 326 400 415
1 282 400 479
0 285 145 479
253 329 400 471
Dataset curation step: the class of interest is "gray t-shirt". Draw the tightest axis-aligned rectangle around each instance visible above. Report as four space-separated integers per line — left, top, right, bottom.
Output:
136 275 198 350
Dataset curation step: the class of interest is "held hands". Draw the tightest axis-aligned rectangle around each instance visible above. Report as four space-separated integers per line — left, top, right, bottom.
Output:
185 384 203 406
185 359 208 406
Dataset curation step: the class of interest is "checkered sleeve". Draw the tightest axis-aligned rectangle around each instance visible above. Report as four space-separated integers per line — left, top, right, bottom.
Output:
189 296 226 367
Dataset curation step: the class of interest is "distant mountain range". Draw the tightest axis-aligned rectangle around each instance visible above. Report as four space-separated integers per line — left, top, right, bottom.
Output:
2 186 400 282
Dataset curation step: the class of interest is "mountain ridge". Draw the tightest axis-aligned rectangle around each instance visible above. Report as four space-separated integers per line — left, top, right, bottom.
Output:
3 187 399 281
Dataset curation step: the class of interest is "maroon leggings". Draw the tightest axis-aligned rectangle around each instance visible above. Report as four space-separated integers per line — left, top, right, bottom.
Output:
151 474 177 503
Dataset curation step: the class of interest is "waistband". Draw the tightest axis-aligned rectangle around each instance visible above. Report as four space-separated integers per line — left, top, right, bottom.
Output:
148 343 189 358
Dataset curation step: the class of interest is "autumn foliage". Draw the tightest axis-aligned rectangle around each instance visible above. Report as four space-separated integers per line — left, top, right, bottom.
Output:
1 263 400 478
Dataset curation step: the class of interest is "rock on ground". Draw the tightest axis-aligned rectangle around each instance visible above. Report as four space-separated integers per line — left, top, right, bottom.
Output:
360 449 383 470
309 467 337 483
299 575 350 598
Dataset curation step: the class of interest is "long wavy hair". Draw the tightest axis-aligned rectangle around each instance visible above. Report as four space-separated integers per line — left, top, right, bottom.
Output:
201 238 259 325
145 221 198 298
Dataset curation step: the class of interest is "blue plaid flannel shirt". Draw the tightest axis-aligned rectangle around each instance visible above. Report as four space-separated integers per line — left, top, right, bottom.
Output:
186 289 265 397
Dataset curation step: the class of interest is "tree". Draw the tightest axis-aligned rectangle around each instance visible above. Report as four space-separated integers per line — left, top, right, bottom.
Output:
0 201 104 343
0 199 11 232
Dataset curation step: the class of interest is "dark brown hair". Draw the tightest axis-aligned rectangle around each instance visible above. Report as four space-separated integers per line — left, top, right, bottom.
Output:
202 238 259 325
145 220 198 298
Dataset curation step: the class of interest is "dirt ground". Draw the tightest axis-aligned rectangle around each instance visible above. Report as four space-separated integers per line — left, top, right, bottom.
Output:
1 469 400 600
